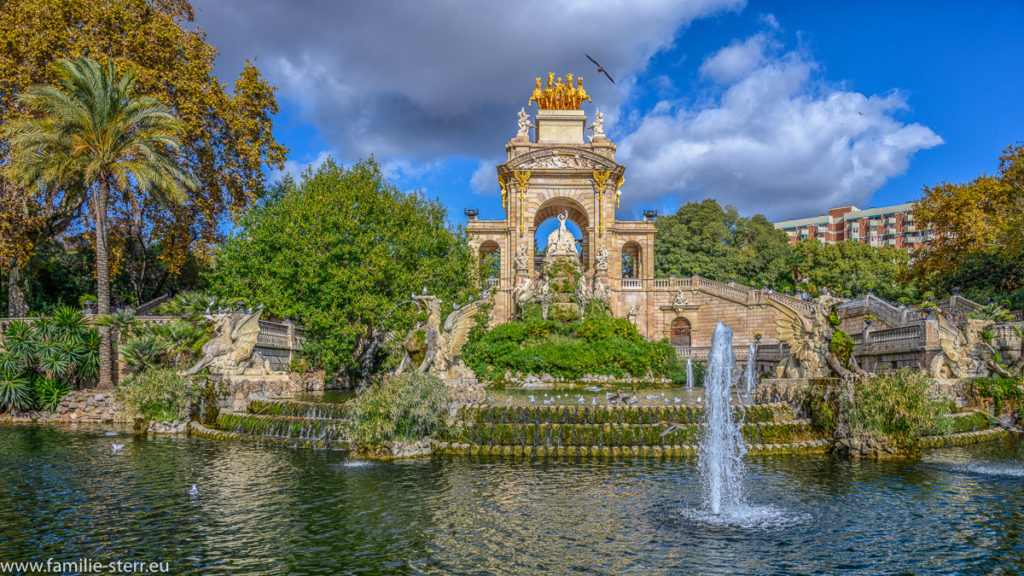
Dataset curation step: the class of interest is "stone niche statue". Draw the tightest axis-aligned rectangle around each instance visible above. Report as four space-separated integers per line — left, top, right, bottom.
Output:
513 245 530 272
545 211 577 260
594 245 609 272
627 304 639 326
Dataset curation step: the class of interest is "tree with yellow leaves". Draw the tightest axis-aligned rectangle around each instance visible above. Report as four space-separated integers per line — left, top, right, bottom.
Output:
907 143 1024 308
0 0 287 315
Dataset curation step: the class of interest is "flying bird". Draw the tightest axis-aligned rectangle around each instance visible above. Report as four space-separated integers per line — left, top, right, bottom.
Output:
586 54 615 84
657 421 687 438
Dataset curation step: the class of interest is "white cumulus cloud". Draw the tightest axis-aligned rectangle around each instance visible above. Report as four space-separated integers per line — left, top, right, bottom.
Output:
618 34 943 219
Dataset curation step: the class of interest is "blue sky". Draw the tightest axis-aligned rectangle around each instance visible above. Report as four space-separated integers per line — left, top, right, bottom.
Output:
195 1 1024 225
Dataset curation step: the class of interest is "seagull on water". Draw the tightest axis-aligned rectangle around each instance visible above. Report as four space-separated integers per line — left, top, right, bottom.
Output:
111 443 124 452
188 484 199 497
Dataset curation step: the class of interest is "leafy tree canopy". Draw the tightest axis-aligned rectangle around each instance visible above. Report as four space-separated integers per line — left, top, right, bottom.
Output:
907 143 1024 308
0 0 287 313
205 158 478 380
654 199 791 285
787 238 916 301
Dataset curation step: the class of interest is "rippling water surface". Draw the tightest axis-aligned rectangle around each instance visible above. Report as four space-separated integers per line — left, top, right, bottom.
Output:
1 424 1022 575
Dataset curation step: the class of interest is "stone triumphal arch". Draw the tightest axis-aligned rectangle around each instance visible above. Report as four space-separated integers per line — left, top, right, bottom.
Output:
467 74 784 350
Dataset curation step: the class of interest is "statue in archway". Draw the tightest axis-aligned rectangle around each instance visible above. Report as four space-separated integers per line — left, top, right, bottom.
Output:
545 211 577 259
595 245 609 272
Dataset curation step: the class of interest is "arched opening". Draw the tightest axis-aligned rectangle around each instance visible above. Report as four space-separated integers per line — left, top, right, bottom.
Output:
670 317 691 347
621 241 642 279
532 198 590 270
478 240 500 286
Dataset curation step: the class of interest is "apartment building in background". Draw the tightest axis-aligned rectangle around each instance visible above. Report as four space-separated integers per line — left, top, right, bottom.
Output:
773 202 934 251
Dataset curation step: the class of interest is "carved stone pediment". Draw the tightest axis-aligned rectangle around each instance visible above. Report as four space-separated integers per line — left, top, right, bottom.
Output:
505 148 618 172
661 304 699 312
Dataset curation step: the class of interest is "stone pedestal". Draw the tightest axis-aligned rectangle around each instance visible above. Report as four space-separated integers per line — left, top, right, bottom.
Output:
535 109 586 143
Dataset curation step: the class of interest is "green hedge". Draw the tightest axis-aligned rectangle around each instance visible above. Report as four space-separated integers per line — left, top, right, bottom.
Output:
461 311 685 383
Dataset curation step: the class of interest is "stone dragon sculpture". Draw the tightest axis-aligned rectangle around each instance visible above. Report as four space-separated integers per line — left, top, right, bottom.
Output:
185 309 273 376
396 293 489 378
929 316 1011 379
767 294 868 379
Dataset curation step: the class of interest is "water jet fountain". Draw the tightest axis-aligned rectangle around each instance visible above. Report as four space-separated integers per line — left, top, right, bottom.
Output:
744 342 757 396
699 322 746 515
686 358 694 389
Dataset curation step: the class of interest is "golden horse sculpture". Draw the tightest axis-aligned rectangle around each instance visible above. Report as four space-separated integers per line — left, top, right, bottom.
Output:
529 73 591 110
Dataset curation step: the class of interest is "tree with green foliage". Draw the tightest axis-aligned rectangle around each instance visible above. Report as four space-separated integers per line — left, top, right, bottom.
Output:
206 159 478 382
0 0 287 315
4 57 197 388
787 238 916 300
906 143 1024 309
654 199 791 285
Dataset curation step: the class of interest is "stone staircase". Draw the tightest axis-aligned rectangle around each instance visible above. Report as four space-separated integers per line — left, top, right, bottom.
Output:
434 402 833 457
189 399 350 449
186 398 1012 456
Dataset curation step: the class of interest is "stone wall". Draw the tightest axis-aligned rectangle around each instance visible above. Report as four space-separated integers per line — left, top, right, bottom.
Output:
213 371 325 413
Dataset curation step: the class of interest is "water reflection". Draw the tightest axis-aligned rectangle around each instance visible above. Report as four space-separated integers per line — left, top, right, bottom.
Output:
0 425 1021 575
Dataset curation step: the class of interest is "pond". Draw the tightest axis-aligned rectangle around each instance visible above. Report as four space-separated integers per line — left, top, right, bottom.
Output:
1 424 1021 575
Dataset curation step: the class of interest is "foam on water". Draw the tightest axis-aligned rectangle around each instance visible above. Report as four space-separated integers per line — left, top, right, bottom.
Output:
342 461 374 468
933 461 1024 478
672 504 809 531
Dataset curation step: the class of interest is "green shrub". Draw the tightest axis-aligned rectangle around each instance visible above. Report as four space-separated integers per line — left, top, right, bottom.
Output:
969 378 1023 414
830 330 855 368
845 369 948 450
117 368 198 423
347 373 449 443
0 308 99 395
461 308 684 383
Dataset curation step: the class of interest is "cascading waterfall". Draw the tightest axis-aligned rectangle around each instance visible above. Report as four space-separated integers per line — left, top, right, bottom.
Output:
686 358 694 389
744 342 757 396
699 322 746 515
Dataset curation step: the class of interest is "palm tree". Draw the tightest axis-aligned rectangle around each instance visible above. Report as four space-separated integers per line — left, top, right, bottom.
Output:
3 57 196 388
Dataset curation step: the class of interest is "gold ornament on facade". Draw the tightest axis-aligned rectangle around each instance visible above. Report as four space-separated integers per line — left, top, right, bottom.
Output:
529 73 592 110
616 176 624 209
499 179 508 211
513 170 532 235
592 170 612 236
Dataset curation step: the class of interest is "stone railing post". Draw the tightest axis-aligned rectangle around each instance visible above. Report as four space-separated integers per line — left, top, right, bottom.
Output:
284 318 296 365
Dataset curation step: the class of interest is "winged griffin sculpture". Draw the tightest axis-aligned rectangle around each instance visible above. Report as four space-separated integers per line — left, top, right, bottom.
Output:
396 293 488 377
929 316 996 378
768 294 868 379
185 309 273 376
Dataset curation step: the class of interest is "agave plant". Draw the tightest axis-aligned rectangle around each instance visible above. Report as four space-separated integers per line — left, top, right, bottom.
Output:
120 333 169 373
158 319 210 366
2 320 40 366
33 377 70 411
968 303 1015 322
156 291 223 321
0 369 34 413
